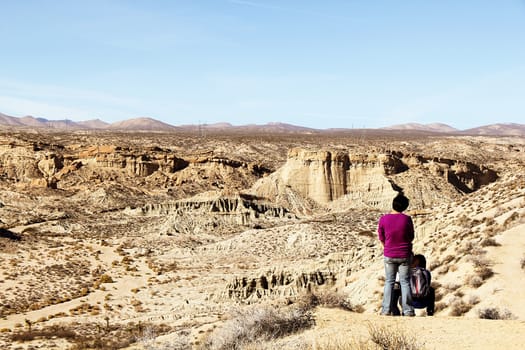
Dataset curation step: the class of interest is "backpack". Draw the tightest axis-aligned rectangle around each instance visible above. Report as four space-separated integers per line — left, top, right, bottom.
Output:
410 267 430 299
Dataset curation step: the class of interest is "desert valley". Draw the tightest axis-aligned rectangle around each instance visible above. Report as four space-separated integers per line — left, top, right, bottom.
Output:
0 118 524 349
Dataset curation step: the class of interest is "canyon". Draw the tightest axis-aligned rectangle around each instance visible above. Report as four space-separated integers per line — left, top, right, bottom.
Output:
0 129 523 349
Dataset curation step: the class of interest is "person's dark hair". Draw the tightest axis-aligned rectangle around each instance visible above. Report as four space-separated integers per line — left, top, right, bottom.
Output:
413 254 427 269
392 194 409 212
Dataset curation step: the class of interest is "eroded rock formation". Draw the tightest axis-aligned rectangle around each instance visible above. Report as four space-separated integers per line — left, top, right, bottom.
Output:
251 148 498 210
0 140 271 193
225 269 337 302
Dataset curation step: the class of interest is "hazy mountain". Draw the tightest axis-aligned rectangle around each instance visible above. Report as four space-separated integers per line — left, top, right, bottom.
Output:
0 112 24 126
18 116 48 127
383 122 458 133
236 122 318 133
108 117 179 131
1 111 524 136
462 123 525 136
77 119 110 129
178 122 317 133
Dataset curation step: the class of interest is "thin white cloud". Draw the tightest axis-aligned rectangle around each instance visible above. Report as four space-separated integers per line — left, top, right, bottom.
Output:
0 95 105 120
0 78 137 106
0 78 145 121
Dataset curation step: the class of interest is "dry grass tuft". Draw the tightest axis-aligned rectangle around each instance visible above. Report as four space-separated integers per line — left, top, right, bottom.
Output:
480 238 500 247
465 275 483 288
313 337 373 350
478 307 516 320
137 327 191 350
367 323 424 350
469 255 494 281
200 305 315 350
449 299 473 317
296 290 364 313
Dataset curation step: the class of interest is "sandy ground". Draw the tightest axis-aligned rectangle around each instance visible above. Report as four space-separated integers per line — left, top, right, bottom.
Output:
306 307 525 350
484 223 525 319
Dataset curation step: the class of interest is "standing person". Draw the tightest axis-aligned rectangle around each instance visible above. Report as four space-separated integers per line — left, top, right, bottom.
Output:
378 193 415 316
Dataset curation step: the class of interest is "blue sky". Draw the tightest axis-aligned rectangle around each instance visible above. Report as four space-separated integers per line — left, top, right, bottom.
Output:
0 0 524 129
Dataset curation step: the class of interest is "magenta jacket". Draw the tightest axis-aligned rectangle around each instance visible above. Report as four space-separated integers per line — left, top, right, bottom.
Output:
377 213 414 259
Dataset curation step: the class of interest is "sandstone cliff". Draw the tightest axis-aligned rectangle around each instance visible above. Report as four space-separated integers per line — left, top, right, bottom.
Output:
251 148 497 211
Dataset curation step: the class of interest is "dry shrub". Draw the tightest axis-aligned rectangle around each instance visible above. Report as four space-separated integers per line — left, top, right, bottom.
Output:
521 256 525 270
477 266 494 280
478 307 516 320
367 323 423 350
449 299 473 316
138 327 191 350
297 291 364 313
469 255 494 281
454 290 464 298
11 327 76 342
480 238 500 247
466 275 483 288
503 211 519 228
434 302 447 313
200 305 314 350
484 217 495 226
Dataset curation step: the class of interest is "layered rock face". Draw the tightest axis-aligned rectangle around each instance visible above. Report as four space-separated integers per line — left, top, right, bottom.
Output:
225 269 337 302
251 148 404 209
139 193 288 229
252 148 497 210
0 140 270 194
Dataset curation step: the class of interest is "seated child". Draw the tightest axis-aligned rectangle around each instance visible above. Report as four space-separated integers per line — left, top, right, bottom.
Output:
390 254 435 316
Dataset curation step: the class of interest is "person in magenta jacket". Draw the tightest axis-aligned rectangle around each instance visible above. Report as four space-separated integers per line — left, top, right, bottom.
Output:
378 193 415 316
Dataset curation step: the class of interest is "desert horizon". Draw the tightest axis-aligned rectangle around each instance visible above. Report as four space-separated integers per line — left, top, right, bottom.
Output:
1 111 525 137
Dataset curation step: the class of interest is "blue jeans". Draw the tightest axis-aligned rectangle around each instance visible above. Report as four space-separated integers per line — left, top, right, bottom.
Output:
382 257 414 316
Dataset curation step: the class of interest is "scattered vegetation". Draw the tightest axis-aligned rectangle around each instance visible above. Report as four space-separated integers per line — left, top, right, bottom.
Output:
9 321 172 349
199 305 314 350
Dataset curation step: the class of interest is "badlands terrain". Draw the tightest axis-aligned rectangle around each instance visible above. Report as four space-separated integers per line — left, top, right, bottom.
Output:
0 128 524 349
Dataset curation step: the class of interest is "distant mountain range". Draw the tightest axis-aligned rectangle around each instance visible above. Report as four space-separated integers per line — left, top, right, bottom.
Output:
0 112 524 136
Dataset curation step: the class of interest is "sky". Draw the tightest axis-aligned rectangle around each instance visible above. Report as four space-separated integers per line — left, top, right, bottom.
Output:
0 0 524 130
